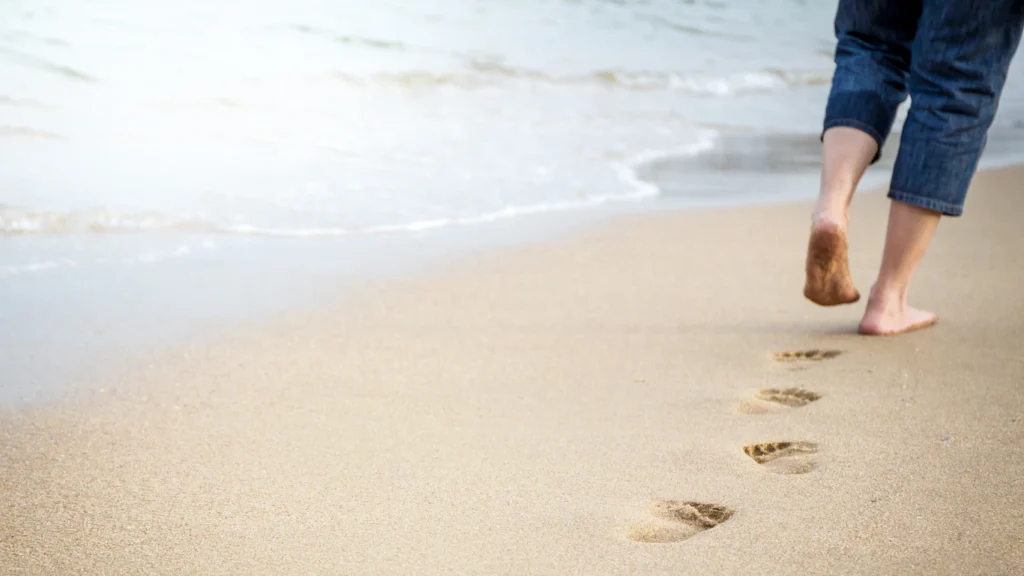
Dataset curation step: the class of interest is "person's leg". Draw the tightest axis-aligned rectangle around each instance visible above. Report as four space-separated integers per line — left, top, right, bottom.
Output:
860 0 1024 335
858 202 940 335
805 127 878 306
805 0 921 306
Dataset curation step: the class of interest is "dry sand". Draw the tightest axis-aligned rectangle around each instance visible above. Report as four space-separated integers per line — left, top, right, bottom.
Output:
2 167 1023 575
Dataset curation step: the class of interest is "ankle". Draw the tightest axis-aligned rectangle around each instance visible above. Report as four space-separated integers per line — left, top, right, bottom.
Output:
867 281 908 308
813 184 854 224
811 210 848 230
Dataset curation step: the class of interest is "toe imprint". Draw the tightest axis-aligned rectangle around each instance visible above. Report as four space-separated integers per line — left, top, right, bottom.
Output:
743 441 818 464
744 441 819 475
772 349 841 362
755 387 821 407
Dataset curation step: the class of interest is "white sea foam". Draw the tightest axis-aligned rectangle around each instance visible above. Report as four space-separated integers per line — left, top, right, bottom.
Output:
332 66 834 96
0 207 210 235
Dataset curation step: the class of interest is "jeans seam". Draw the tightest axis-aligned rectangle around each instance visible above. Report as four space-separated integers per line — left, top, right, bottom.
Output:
888 188 963 216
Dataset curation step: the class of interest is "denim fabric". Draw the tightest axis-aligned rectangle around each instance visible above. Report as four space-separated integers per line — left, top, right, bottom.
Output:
824 0 1024 216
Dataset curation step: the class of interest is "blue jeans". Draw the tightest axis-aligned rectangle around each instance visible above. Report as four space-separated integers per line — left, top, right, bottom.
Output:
824 0 1024 215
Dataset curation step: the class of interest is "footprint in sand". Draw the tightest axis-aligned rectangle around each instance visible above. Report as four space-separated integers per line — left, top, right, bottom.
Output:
737 387 821 414
772 349 842 363
626 500 734 543
743 441 819 475
756 387 821 407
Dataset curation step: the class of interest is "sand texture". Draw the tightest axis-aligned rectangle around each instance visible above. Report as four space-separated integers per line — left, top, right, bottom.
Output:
2 167 1023 575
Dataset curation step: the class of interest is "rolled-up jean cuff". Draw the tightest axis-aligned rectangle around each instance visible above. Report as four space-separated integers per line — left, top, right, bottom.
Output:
822 90 899 163
887 189 963 216
821 118 885 163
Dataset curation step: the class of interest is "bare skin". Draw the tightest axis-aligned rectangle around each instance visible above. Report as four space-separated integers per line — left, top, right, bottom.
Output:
806 126 940 335
858 201 940 335
803 127 877 306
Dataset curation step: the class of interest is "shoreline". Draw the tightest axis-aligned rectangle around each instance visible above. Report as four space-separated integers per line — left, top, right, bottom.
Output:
2 165 1024 574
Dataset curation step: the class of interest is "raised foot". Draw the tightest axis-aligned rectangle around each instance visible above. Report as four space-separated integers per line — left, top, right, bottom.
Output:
858 304 937 336
803 220 860 306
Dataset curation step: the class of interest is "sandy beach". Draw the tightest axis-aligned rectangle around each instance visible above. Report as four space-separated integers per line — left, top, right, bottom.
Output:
2 166 1023 575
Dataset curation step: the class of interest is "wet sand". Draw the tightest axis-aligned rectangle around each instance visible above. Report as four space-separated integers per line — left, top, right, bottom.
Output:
2 167 1023 575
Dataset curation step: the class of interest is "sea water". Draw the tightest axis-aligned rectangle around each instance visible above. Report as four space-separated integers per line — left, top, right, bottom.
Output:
2 0 1023 401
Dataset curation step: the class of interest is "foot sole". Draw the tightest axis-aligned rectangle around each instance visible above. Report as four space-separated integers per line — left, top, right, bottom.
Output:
804 224 860 306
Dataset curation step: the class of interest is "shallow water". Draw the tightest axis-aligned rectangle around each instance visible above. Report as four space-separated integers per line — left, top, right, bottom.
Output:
2 0 1023 401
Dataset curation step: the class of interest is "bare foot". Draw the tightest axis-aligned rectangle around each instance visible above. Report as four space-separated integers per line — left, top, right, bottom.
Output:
803 218 860 306
858 288 938 336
